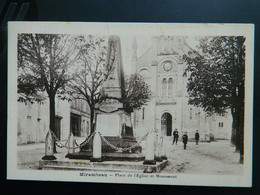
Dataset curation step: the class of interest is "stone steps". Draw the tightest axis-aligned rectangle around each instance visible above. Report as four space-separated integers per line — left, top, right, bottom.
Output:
39 159 168 173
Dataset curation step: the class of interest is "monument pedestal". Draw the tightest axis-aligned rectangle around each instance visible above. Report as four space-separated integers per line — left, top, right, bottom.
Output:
94 106 141 153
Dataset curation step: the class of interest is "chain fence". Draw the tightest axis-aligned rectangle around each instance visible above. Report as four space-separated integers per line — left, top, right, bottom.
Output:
50 130 149 152
50 130 96 150
98 132 149 152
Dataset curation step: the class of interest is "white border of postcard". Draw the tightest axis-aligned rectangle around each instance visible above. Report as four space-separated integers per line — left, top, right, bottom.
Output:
7 22 254 187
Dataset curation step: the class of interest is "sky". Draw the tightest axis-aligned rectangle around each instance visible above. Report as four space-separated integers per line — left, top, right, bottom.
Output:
119 35 152 75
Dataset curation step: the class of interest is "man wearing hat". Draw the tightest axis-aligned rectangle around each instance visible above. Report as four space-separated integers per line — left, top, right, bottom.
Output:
182 132 188 149
172 129 179 145
195 130 200 145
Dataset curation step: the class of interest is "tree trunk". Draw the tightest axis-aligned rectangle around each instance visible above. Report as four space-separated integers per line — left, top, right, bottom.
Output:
235 104 244 163
49 92 57 153
90 106 95 133
231 98 244 164
238 87 245 164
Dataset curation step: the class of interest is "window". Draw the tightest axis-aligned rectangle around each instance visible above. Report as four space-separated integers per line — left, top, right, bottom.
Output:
142 108 145 120
219 122 224 127
139 69 149 79
71 113 82 136
162 78 167 97
190 108 192 120
168 78 173 97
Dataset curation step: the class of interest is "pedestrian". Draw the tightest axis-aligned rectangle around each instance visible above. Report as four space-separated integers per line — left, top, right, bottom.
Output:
195 130 200 145
182 132 188 149
172 129 179 145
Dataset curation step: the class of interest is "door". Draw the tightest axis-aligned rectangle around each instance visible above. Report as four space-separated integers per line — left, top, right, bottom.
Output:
161 112 172 136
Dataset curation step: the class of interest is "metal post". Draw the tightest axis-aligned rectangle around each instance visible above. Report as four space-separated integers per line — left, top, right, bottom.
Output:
143 132 156 165
42 130 56 160
90 132 102 162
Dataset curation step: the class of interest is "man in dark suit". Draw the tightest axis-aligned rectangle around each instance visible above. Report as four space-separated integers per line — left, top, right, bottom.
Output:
195 130 200 145
182 132 188 149
172 129 179 145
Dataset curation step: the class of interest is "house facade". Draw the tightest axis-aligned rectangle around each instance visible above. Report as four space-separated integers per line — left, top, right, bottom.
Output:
17 96 90 144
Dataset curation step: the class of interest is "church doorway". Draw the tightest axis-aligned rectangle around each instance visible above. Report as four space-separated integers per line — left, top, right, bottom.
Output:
161 113 172 136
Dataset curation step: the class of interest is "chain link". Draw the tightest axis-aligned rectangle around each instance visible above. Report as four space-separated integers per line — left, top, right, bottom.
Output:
50 130 95 149
98 132 149 152
79 132 96 148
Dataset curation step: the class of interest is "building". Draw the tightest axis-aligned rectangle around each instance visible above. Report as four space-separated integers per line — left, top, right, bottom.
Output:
17 95 90 144
70 98 90 137
132 36 232 140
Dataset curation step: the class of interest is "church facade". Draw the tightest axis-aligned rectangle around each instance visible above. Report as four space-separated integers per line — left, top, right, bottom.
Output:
131 36 232 141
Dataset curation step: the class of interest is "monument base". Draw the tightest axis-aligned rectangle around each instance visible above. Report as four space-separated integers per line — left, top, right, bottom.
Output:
68 152 145 161
143 159 156 165
81 109 142 154
80 136 142 154
161 155 168 160
101 136 142 153
42 155 56 160
155 156 163 162
90 157 102 162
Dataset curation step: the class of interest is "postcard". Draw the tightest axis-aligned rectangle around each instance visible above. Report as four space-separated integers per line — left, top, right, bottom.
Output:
7 22 254 187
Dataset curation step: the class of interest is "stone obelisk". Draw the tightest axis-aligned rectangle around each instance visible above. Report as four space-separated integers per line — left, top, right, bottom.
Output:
94 35 141 153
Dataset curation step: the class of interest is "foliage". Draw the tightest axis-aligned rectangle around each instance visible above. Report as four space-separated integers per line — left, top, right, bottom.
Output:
68 35 108 105
68 35 108 132
183 36 245 162
123 73 152 111
183 36 245 116
18 34 80 103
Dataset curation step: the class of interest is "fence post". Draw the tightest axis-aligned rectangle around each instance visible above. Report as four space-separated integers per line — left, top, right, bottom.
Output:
155 133 163 162
143 132 156 165
160 136 167 160
90 132 102 162
42 130 56 160
65 132 75 158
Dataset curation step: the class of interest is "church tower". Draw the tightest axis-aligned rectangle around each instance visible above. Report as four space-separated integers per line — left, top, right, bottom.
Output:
131 37 138 74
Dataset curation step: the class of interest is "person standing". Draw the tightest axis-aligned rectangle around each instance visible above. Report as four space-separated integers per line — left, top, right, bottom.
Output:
182 132 188 149
195 130 200 145
172 129 179 145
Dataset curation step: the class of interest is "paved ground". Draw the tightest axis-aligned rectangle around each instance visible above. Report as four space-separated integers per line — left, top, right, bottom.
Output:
161 140 243 175
17 139 243 175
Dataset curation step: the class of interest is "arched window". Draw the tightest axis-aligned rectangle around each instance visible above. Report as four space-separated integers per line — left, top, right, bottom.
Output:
139 68 149 79
168 78 173 97
162 78 167 97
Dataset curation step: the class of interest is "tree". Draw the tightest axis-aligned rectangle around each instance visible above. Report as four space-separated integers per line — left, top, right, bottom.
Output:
69 35 152 133
18 34 80 141
68 35 108 133
123 73 152 112
183 36 245 163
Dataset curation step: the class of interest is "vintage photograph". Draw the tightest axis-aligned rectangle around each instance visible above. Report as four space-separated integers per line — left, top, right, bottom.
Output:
7 22 253 186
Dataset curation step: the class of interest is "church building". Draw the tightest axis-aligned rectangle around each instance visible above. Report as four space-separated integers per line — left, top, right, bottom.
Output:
131 36 232 141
